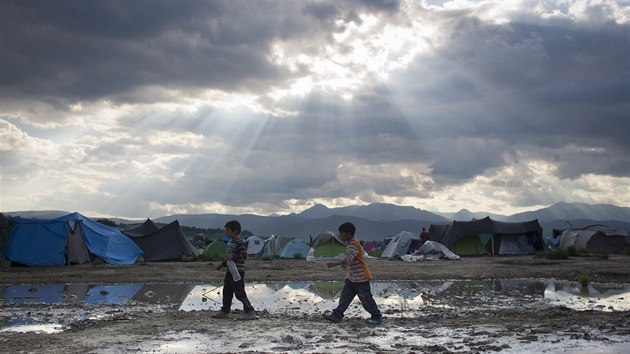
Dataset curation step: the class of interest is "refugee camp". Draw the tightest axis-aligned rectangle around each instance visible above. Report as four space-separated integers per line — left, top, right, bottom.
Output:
2 0 629 353
1 207 629 353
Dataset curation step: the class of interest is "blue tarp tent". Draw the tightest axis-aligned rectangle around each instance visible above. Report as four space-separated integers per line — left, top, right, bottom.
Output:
56 212 143 265
6 218 69 266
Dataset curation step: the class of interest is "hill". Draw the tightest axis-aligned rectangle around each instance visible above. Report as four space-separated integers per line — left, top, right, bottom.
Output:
5 202 629 241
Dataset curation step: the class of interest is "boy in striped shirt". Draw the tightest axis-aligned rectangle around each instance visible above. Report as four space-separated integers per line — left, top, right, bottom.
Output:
213 220 256 320
323 222 383 325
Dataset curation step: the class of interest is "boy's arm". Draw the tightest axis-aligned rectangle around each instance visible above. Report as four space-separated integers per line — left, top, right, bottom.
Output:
328 242 358 268
326 259 347 268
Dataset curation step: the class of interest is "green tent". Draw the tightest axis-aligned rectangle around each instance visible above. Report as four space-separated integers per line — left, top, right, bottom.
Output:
307 231 347 260
201 241 227 261
452 235 487 256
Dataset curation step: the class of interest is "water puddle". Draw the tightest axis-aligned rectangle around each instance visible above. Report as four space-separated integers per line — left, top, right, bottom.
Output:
1 279 628 334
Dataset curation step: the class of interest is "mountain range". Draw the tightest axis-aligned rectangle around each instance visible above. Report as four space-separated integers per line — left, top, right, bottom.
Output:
6 202 628 242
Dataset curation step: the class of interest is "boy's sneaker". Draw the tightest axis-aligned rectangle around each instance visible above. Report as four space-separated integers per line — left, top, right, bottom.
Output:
322 312 341 323
240 311 257 320
366 317 382 325
212 311 228 319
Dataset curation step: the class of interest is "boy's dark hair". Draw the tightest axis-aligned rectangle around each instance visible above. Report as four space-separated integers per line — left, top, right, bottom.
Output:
224 220 241 234
338 222 356 236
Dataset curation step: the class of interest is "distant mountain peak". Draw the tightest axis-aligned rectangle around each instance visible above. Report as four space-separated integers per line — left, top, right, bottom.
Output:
298 203 448 222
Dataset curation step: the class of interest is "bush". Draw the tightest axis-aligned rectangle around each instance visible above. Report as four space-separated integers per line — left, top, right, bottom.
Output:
545 249 569 260
567 246 578 257
623 248 630 256
577 273 591 288
368 249 383 258
294 253 304 260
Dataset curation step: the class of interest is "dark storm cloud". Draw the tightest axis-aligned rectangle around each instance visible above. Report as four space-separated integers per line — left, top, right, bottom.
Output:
2 0 628 217
0 0 405 107
383 14 630 182
0 1 299 103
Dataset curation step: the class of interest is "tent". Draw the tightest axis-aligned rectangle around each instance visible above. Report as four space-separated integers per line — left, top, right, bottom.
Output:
306 231 347 261
201 240 228 261
428 217 543 256
0 213 11 267
258 235 292 258
5 218 70 266
558 225 630 253
124 219 199 261
278 239 310 259
56 212 143 265
245 235 265 255
4 212 142 266
493 220 542 255
122 218 161 236
402 240 460 261
380 231 423 260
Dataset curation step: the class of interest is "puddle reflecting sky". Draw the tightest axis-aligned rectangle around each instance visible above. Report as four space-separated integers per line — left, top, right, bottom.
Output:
1 279 629 333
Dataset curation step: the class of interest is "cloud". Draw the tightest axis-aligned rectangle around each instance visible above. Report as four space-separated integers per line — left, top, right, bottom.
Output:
1 1 628 218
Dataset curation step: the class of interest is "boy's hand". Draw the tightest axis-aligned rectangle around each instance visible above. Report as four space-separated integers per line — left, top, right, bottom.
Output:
326 262 336 268
216 264 224 271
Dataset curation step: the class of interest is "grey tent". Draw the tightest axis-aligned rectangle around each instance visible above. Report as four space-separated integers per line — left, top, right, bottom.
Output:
558 225 630 253
0 213 12 267
123 218 161 236
259 235 292 258
124 220 199 261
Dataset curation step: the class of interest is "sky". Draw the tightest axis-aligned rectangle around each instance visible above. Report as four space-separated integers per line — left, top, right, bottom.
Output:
1 0 629 219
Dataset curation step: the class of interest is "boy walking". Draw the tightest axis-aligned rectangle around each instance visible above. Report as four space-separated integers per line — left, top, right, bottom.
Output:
323 222 382 325
213 220 256 320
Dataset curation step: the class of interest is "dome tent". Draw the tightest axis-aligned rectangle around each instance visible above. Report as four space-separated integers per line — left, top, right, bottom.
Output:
279 238 310 259
306 231 347 261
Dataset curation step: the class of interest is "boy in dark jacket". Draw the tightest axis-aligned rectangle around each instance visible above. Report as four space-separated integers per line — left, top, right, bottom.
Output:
213 220 256 320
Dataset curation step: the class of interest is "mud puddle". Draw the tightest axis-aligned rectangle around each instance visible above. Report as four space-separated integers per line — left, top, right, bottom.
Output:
1 279 628 334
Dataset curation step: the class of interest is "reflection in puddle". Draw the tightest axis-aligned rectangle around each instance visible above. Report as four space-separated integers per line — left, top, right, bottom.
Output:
1 279 628 333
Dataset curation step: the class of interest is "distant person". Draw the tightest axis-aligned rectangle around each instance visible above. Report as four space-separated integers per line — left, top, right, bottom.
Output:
420 227 429 244
213 220 256 320
323 222 382 325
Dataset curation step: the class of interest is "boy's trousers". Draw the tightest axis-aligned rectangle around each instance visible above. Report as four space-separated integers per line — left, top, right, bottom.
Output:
332 279 382 320
221 271 255 314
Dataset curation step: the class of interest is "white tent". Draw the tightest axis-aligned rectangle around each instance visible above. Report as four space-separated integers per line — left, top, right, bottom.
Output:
401 240 460 262
380 231 423 260
245 235 265 255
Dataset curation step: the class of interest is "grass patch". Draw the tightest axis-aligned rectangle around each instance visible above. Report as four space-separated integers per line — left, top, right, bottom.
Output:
545 249 569 260
368 249 383 257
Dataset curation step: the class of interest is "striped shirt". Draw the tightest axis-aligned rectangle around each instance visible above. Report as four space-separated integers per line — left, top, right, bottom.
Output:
344 238 372 283
223 238 247 272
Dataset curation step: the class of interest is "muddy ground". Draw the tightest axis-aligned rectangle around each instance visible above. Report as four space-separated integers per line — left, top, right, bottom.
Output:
1 255 629 353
